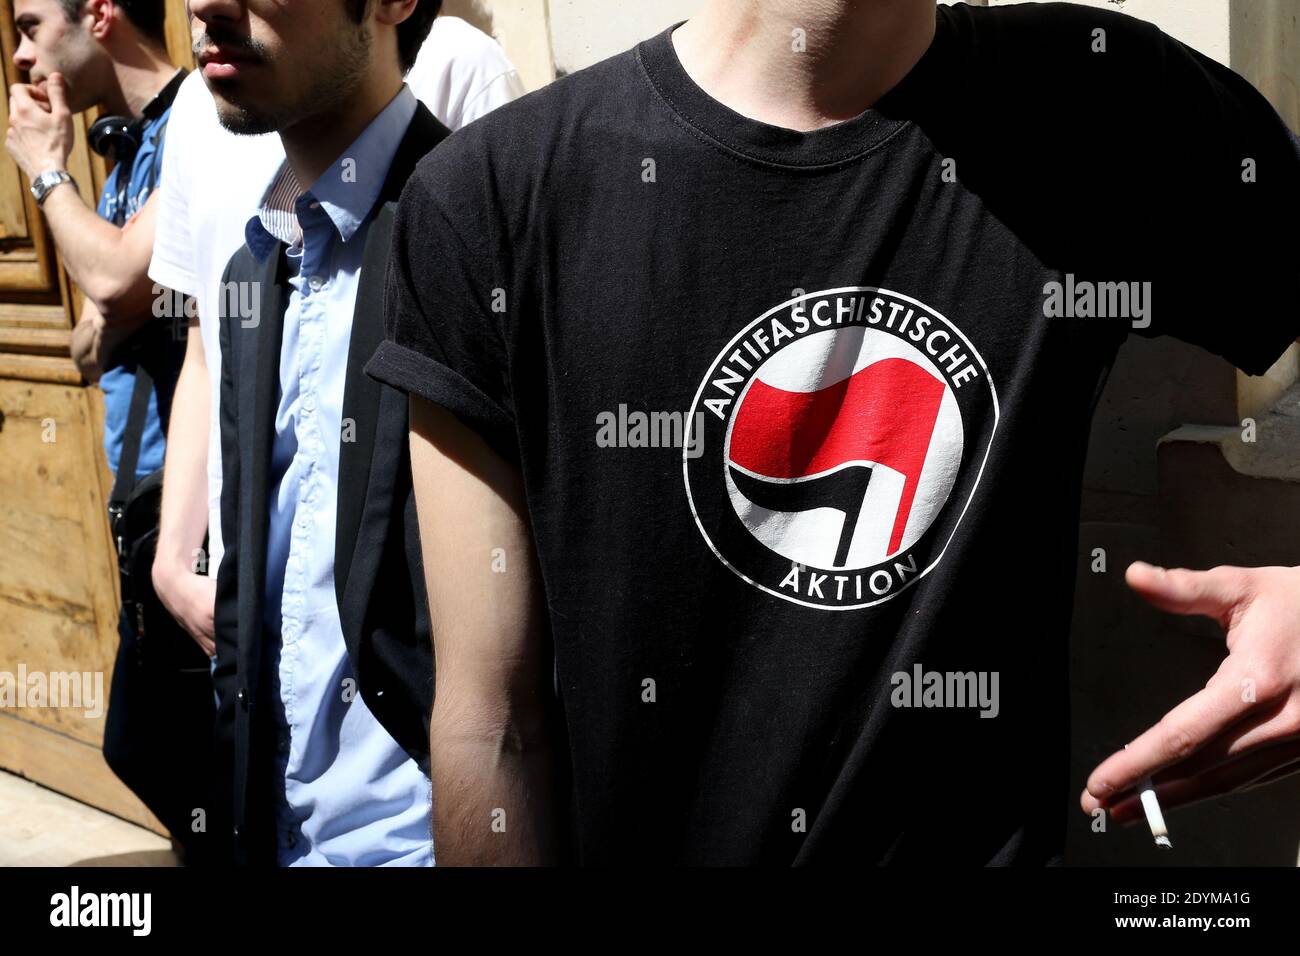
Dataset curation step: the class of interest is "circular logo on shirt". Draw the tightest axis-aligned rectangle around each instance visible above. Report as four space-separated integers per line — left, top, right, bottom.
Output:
683 287 999 610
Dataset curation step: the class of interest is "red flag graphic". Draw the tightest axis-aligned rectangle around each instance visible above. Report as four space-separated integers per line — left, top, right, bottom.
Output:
729 358 946 556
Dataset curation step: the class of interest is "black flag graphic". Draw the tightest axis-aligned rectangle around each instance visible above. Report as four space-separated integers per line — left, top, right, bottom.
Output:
729 464 875 568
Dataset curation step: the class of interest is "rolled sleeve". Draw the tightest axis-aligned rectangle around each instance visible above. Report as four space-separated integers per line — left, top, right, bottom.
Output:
364 162 519 464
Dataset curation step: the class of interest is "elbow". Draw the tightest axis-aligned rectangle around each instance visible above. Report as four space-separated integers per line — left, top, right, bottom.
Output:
431 686 555 755
88 274 152 327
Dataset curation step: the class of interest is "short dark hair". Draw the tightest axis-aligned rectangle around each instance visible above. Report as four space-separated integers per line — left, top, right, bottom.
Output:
58 0 169 46
344 0 442 74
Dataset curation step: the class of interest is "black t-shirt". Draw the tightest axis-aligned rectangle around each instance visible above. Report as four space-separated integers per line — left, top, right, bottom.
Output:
366 1 1300 864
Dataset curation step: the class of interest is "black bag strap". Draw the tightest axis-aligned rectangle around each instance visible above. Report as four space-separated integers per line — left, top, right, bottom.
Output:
110 365 155 510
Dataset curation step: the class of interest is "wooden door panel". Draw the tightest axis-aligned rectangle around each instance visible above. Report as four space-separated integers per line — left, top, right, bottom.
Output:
0 0 195 836
0 0 61 297
0 379 118 745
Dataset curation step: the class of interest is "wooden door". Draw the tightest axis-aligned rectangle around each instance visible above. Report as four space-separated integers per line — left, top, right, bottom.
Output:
0 0 194 834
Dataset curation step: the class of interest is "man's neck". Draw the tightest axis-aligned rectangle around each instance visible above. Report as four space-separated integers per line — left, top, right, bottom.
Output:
103 38 177 118
672 0 936 132
279 75 405 190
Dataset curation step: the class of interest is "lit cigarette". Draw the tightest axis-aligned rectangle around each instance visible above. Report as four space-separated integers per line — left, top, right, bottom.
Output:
1138 776 1172 849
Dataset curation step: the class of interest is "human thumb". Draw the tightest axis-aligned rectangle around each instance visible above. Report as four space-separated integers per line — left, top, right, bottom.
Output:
45 72 69 114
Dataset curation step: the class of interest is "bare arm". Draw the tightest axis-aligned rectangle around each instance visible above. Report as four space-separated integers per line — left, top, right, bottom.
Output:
409 395 565 865
151 315 217 655
6 77 160 327
68 298 105 384
41 187 162 328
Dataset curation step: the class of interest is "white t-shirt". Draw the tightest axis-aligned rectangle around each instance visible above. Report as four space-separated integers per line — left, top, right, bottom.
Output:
147 16 525 574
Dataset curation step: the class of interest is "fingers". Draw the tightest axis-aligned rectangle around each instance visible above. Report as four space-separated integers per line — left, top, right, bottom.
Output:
197 580 217 654
183 612 214 655
8 82 55 150
1124 562 1251 626
45 72 69 116
1107 736 1300 824
9 83 50 113
198 611 215 646
9 83 36 116
1081 671 1254 813
1097 700 1298 821
1152 698 1300 782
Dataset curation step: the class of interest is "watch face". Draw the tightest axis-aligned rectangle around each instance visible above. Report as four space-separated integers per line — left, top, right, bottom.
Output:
32 172 66 203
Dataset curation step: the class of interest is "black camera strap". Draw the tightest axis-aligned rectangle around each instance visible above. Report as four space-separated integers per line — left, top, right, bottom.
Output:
108 366 155 560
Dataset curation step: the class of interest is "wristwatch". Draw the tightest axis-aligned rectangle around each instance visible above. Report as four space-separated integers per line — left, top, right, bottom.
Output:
29 170 76 206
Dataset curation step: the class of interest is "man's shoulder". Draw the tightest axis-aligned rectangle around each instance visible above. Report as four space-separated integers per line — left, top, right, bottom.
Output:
218 244 265 311
406 46 641 201
407 15 520 109
941 0 1165 78
931 1 1171 139
159 70 212 144
953 0 1163 40
213 243 264 363
419 15 513 66
447 41 637 143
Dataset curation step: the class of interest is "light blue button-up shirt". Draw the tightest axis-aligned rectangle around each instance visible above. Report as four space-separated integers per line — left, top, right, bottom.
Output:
244 85 433 867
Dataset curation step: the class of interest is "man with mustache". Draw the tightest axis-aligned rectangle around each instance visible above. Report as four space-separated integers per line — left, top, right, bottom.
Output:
148 9 522 663
188 0 451 865
367 0 1300 864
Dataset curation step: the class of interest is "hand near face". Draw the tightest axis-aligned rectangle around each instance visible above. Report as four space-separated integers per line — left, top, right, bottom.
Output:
6 71 74 180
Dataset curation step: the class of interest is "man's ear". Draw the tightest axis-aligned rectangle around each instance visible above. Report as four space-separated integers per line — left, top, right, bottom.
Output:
84 0 116 41
373 0 420 29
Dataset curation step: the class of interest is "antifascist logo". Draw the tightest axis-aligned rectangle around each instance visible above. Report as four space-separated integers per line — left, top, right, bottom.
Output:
683 287 999 610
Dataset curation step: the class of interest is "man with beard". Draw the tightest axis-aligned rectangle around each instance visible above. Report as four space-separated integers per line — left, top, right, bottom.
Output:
188 0 449 865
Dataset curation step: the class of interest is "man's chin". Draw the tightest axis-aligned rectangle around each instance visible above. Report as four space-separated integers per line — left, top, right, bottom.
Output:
209 91 279 137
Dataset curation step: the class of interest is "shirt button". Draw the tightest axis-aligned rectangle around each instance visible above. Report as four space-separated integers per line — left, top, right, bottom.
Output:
308 275 324 292
303 394 316 411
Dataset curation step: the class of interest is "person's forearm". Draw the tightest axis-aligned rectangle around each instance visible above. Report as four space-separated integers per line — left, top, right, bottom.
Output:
429 698 563 865
410 396 566 865
69 299 105 383
152 318 218 654
155 319 211 573
40 185 156 323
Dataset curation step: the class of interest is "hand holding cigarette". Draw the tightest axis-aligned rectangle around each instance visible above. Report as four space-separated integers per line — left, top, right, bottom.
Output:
1080 562 1300 842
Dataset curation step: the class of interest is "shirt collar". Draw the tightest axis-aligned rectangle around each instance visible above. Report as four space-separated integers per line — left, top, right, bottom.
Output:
245 84 418 262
